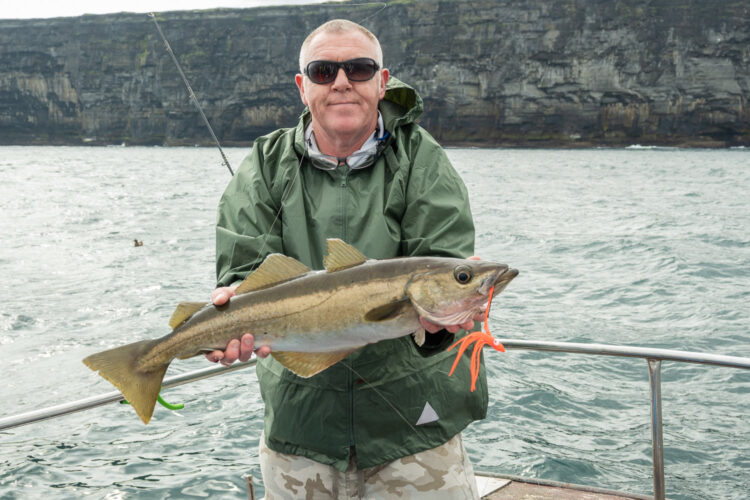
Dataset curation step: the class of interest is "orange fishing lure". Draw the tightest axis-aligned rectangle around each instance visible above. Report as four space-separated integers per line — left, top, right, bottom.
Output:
447 286 505 391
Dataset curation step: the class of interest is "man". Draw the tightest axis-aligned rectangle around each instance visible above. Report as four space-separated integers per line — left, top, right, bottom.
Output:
206 19 485 498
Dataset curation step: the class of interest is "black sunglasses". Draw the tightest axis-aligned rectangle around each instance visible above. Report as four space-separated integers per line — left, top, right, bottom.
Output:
304 58 380 84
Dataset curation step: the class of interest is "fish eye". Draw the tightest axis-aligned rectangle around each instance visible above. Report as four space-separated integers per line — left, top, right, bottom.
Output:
453 266 473 284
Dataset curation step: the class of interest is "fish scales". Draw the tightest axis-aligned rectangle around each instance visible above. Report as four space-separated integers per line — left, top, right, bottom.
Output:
83 239 517 424
174 265 412 356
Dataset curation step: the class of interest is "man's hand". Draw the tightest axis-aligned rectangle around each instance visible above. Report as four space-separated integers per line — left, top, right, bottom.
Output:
418 255 485 334
204 285 271 366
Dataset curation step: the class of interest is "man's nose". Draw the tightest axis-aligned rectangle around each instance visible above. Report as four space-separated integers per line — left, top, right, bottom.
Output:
331 67 352 90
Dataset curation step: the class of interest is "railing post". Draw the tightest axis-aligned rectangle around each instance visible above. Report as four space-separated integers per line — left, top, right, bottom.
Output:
648 358 665 500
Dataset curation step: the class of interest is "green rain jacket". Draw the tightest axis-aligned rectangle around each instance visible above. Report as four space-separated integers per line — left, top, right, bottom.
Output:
215 77 487 471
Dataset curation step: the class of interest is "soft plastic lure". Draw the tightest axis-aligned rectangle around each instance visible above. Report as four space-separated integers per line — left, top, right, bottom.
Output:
121 392 184 411
447 285 505 391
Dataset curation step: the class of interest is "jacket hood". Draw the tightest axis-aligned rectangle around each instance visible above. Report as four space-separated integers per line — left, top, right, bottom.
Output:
381 76 423 130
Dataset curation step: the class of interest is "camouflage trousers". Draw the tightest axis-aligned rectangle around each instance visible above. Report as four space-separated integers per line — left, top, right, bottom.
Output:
259 433 479 499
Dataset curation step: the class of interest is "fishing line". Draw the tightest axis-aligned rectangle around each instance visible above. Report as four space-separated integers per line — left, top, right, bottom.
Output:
150 3 415 426
339 360 422 436
147 10 301 275
149 3 391 269
147 3 387 178
351 2 388 24
149 13 234 176
337 293 499 434
246 2 390 269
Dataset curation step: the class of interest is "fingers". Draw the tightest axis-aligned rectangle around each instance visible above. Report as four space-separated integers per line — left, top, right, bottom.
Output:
211 285 237 306
239 334 271 359
210 289 228 306
419 317 443 334
419 317 475 334
220 338 241 366
459 319 476 331
238 334 254 362
204 333 271 366
204 350 224 363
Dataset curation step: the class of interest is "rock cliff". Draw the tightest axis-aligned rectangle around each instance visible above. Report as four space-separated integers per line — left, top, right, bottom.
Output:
0 0 748 147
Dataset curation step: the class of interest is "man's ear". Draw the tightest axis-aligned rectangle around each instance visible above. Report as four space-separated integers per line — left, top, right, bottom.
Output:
379 69 389 100
295 74 308 106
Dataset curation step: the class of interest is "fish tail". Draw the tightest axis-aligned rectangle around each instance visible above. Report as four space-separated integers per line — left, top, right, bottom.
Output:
83 339 169 424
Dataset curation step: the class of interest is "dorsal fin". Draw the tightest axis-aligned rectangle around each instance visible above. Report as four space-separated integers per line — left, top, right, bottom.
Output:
169 301 207 330
235 254 311 294
324 238 367 272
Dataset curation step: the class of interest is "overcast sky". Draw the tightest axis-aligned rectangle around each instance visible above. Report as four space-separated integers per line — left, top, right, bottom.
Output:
1 1 337 19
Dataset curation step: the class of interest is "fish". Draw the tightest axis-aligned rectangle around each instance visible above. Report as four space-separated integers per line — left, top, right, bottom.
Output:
83 239 518 424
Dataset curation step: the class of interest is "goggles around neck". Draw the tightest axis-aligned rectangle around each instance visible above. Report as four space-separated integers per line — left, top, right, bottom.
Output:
303 58 380 85
305 115 390 171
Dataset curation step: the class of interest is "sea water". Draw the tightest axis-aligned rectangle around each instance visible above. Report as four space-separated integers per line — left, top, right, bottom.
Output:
0 146 747 499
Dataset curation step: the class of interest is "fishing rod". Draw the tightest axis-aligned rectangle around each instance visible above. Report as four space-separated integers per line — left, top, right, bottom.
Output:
3 16 239 433
0 360 256 432
147 2 388 177
2 3 405 434
1 12 244 429
4 14 269 434
148 12 234 176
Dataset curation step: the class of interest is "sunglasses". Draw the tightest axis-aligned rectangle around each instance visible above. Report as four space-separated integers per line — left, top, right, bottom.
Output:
308 143 384 171
304 58 380 85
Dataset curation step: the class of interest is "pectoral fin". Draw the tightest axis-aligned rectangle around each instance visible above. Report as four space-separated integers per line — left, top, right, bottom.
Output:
271 349 358 378
413 328 426 347
364 299 412 322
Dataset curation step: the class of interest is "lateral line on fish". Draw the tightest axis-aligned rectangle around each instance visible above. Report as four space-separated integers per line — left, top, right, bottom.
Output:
82 241 517 424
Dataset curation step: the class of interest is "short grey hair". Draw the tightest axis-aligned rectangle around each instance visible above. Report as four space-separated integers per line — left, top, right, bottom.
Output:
299 19 383 73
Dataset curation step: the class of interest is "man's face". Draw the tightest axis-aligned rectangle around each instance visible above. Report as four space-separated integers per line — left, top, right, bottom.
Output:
295 30 389 150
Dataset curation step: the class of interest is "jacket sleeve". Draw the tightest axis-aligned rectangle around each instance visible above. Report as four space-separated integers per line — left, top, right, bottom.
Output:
215 141 283 288
401 128 475 259
400 128 476 353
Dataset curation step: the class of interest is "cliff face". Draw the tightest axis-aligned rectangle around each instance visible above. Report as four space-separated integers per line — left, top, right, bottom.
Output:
0 0 748 147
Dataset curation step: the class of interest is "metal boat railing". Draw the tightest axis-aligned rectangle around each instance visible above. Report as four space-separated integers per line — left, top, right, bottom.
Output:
1 341 749 500
495 339 750 500
0 361 257 431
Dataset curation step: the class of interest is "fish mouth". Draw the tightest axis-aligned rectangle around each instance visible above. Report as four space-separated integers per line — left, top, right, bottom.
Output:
479 267 519 296
415 266 519 326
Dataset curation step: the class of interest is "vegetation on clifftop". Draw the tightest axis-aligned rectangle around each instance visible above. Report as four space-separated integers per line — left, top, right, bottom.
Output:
0 0 747 147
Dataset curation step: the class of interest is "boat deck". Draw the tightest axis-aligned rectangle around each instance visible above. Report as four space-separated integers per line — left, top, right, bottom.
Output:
248 472 654 499
476 473 653 500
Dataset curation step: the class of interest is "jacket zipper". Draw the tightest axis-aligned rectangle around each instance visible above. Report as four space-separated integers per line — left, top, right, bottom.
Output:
339 167 355 449
340 168 349 242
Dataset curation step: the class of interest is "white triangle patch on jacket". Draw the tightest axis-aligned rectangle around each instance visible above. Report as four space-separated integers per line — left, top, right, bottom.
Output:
416 401 439 426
